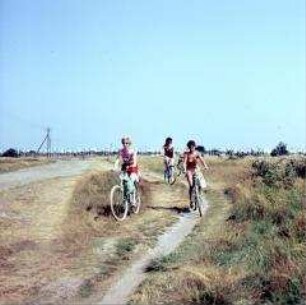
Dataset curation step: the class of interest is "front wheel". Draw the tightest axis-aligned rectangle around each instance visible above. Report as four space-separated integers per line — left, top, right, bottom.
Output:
131 190 141 214
196 188 204 217
168 166 177 185
110 185 129 221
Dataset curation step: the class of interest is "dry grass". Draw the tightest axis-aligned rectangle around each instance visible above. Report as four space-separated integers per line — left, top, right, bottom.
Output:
138 155 164 174
0 177 79 304
0 157 53 173
129 156 306 305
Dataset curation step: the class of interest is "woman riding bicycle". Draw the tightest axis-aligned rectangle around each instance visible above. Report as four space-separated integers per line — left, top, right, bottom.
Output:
111 137 140 220
162 137 175 181
115 136 140 185
183 140 209 207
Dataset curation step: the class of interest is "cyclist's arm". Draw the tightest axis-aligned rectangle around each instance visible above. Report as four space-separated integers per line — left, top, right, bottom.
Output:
198 154 209 170
161 146 166 158
131 150 137 167
183 153 188 173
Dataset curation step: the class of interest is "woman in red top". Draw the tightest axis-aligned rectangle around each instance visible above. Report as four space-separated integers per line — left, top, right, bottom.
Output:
115 136 139 183
184 140 209 205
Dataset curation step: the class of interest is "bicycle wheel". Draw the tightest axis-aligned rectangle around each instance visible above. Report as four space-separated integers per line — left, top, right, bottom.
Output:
131 189 141 214
166 165 172 184
196 187 204 217
164 168 168 182
110 185 129 221
190 186 196 210
168 166 175 185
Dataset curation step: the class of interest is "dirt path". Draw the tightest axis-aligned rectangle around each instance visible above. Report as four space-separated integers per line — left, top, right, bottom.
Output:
100 174 209 305
0 159 95 190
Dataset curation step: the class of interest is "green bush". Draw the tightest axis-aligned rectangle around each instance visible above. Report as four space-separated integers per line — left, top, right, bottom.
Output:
271 142 289 156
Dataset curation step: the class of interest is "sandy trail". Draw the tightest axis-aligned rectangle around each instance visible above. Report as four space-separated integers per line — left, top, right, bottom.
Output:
0 159 95 190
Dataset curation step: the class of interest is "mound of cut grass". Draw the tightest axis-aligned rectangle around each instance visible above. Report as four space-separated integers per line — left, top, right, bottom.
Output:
72 170 151 217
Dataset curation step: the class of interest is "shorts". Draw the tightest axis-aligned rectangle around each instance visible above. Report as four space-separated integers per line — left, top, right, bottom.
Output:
123 165 140 183
164 156 174 167
186 169 207 189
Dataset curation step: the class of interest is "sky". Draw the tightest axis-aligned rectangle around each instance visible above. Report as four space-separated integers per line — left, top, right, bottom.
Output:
0 0 305 152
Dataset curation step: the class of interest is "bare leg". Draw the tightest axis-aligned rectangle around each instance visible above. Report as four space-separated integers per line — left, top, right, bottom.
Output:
186 171 193 204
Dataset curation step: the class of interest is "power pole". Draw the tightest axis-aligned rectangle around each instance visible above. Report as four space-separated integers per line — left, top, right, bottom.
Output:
47 128 51 157
37 127 51 157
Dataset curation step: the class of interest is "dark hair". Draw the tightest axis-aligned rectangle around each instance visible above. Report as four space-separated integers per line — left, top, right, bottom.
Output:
187 140 196 149
164 137 173 146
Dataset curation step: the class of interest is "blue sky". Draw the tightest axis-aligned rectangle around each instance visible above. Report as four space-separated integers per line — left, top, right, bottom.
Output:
0 0 305 152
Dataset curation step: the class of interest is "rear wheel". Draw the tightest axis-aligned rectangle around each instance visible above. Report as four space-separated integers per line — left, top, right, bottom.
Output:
110 185 129 221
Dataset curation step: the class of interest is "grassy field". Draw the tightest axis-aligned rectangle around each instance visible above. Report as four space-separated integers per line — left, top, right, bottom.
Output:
129 156 306 305
0 157 54 173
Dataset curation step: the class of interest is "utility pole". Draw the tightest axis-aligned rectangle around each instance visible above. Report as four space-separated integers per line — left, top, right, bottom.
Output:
37 127 51 157
47 128 51 157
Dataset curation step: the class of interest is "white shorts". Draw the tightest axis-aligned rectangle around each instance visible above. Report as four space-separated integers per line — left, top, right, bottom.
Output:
164 156 175 166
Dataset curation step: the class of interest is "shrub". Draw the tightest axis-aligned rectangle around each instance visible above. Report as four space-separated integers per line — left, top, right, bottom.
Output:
251 159 303 188
271 142 289 157
2 148 19 158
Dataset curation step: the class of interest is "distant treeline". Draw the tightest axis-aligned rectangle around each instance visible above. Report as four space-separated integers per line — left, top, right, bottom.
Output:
1 142 305 159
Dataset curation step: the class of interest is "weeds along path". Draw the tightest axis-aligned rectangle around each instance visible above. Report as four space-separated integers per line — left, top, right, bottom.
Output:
100 170 209 305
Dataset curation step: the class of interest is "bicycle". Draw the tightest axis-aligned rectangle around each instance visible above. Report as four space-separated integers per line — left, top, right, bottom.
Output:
164 159 185 185
190 170 207 217
164 162 175 184
110 172 141 221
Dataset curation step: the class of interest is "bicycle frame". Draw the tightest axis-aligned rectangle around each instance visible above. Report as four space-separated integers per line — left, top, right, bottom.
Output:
119 172 136 203
165 163 173 177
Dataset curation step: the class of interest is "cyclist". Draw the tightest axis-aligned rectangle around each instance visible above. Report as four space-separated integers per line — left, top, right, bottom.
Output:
115 136 140 186
162 137 175 180
183 140 209 207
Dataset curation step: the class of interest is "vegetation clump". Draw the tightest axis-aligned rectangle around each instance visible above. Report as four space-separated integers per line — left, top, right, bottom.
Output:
270 142 289 157
130 157 306 305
